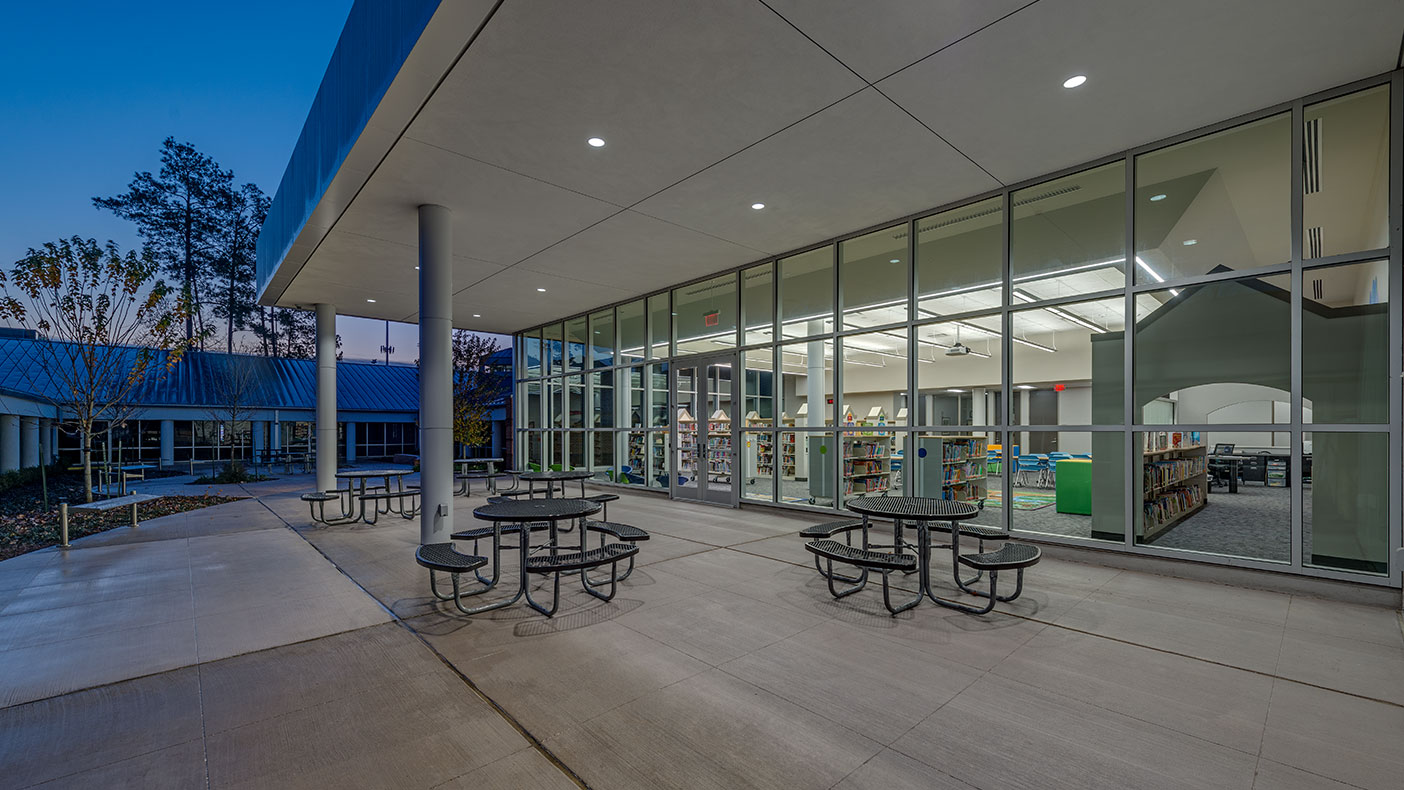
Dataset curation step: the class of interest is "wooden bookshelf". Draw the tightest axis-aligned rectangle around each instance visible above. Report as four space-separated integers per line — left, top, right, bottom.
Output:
912 435 988 502
706 410 731 483
1140 436 1208 541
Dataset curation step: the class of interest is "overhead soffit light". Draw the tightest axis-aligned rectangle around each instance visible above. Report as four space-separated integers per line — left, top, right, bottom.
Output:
472 313 481 318
587 137 606 147
537 288 547 292
366 298 376 303
1015 384 1037 390
1150 194 1167 201
1183 239 1198 245
1063 75 1087 89
751 203 765 210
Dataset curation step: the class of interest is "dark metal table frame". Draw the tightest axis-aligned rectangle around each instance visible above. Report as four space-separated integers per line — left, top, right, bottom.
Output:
845 497 982 613
519 470 593 500
459 498 602 616
332 469 415 523
454 457 504 495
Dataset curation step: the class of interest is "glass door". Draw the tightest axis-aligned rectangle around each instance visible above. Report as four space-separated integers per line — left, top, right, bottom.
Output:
671 354 737 505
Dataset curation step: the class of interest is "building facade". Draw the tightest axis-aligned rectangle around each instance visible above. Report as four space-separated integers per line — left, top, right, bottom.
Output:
513 76 1400 587
250 1 1401 586
0 332 509 471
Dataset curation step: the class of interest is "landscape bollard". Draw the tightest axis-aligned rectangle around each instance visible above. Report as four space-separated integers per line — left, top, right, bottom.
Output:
60 502 69 548
130 502 138 528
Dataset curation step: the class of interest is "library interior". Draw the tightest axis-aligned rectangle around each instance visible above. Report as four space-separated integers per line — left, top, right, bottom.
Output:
517 81 1394 581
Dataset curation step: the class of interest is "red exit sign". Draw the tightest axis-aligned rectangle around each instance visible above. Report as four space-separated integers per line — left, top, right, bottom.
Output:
703 310 720 327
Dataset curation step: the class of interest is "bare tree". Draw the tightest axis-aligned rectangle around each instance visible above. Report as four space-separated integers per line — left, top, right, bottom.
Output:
0 238 196 501
452 332 509 451
204 352 261 472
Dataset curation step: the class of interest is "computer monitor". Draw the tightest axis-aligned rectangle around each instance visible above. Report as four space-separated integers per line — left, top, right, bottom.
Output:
1213 443 1235 455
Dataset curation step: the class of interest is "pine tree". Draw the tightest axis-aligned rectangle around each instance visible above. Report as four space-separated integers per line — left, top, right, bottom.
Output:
94 138 231 347
208 182 268 352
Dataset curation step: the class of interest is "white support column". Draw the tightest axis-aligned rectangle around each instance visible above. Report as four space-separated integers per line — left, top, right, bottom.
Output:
49 424 59 462
419 204 453 544
159 420 175 469
39 419 51 465
0 415 18 472
20 417 39 468
345 422 356 463
270 420 282 452
316 303 338 492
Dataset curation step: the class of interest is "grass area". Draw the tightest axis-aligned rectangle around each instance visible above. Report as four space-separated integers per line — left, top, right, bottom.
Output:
0 471 242 561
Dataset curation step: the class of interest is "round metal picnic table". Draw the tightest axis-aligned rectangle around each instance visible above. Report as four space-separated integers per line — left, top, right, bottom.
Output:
846 497 980 611
468 498 602 615
454 457 505 495
519 469 593 499
334 468 414 522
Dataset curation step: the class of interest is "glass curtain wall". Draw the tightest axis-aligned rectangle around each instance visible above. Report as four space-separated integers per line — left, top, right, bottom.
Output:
514 79 1398 584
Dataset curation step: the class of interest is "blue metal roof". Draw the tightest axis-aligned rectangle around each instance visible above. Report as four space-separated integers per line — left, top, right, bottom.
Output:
0 337 419 413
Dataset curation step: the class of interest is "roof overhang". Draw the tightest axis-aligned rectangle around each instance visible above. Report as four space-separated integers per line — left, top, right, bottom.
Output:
257 0 1404 335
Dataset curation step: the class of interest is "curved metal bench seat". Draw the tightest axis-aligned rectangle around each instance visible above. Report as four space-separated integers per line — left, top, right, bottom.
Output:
523 543 640 616
584 521 649 541
416 543 505 615
585 493 620 504
415 542 488 574
958 542 1041 571
928 522 1010 541
524 543 638 574
805 539 921 616
450 523 550 541
301 491 357 525
805 539 916 572
938 542 1041 615
799 519 864 539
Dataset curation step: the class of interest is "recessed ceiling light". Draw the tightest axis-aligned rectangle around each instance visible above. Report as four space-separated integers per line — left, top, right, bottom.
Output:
366 298 376 303
889 259 900 264
1016 384 1037 390
1063 75 1087 89
472 313 481 318
537 287 546 292
587 137 605 148
946 389 967 394
1182 239 1198 246
414 266 419 270
1150 194 1167 202
751 203 765 210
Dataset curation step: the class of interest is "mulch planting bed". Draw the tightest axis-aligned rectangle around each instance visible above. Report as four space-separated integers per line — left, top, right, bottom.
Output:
0 473 242 561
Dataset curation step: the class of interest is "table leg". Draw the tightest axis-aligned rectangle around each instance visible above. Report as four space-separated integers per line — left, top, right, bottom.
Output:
449 520 525 614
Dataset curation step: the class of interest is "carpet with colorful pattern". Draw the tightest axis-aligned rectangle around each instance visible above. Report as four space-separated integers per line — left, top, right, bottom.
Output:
985 491 1057 510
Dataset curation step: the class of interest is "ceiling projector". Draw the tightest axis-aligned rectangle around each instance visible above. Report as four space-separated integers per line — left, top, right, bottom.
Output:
945 343 972 357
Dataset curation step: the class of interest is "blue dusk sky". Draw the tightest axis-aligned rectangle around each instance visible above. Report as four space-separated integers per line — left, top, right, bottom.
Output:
0 1 495 361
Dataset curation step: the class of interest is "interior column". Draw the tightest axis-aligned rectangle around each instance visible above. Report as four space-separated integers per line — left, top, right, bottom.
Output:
418 204 453 544
315 303 338 493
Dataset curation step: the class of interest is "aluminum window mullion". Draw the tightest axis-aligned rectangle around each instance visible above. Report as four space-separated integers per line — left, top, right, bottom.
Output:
1123 152 1137 550
1129 261 1292 294
1289 97 1305 572
1388 71 1403 588
906 217 918 495
1001 187 1013 534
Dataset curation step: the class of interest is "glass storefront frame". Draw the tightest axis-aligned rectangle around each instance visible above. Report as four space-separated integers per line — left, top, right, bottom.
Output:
512 72 1402 587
